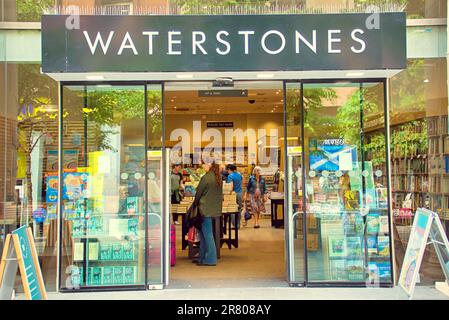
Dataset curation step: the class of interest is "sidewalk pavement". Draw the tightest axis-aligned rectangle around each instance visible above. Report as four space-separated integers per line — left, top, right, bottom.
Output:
16 286 449 300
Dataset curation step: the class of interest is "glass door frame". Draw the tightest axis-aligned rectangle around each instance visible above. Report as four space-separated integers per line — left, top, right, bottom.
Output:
57 81 166 292
284 78 394 288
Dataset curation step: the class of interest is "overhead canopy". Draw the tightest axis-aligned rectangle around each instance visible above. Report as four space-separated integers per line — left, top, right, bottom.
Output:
41 13 406 81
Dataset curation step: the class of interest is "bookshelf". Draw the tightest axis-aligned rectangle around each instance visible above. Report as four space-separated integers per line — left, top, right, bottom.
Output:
388 116 449 230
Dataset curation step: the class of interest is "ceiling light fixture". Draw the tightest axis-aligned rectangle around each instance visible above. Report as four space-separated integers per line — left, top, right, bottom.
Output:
86 75 105 80
257 73 275 78
424 79 430 83
176 74 194 79
345 72 364 77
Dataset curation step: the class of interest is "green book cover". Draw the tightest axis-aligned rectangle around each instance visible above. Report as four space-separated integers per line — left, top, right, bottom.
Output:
102 266 114 285
128 218 139 236
126 197 139 214
91 267 103 286
71 266 82 287
346 236 363 257
113 266 124 284
366 213 380 234
123 242 135 260
124 266 136 284
347 259 365 281
100 243 112 260
112 243 124 260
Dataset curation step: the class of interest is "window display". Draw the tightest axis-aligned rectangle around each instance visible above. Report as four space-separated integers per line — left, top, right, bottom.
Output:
60 85 147 289
301 81 393 285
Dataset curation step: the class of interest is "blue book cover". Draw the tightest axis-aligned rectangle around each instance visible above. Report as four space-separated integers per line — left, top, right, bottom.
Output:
377 236 390 257
367 236 378 256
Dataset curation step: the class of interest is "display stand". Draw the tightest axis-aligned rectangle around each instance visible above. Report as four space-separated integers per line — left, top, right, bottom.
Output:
398 208 449 299
0 226 47 300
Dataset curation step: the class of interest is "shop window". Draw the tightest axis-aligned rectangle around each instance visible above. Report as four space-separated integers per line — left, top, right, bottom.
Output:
0 63 59 291
390 58 449 285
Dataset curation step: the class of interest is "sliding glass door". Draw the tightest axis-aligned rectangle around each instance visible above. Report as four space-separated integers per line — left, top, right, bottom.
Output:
286 80 393 286
59 83 164 291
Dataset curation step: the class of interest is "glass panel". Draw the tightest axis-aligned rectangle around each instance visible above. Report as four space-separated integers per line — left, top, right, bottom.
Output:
285 82 305 284
0 63 59 291
146 84 164 285
390 58 449 285
303 81 392 285
61 85 147 289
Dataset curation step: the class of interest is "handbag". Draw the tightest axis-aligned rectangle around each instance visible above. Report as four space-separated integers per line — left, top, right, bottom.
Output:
243 203 251 221
186 203 203 230
187 227 200 243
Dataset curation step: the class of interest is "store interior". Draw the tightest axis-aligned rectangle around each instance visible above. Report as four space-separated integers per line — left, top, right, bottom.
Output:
164 81 287 288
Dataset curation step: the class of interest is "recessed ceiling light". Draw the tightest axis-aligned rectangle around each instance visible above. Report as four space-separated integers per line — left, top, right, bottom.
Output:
423 79 430 83
345 72 364 77
86 75 104 80
176 74 194 79
257 73 275 78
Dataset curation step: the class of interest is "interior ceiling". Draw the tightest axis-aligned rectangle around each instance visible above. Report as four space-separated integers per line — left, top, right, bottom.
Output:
164 88 284 114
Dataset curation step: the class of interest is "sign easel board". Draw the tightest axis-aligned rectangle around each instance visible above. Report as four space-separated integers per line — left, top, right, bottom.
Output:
398 208 449 299
0 226 47 300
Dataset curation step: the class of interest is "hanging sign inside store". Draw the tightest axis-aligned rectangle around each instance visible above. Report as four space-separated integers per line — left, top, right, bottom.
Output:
41 13 406 73
0 226 47 300
199 90 248 97
206 122 234 128
398 208 449 299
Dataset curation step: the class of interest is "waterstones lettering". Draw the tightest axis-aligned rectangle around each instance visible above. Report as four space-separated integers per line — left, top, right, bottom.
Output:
82 28 367 56
42 13 406 73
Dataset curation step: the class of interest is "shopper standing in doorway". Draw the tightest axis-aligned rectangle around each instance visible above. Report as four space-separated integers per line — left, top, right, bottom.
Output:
193 161 223 266
170 164 183 225
226 164 243 228
245 166 267 228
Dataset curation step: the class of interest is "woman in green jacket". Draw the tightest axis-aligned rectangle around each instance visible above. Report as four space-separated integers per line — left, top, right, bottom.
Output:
193 161 223 266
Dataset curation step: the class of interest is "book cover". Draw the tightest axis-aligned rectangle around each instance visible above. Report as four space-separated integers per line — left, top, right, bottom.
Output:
343 214 356 234
124 266 136 284
128 218 139 236
347 260 365 281
366 213 380 234
328 236 347 257
376 188 388 209
346 236 363 257
73 242 84 261
113 266 124 284
100 243 112 260
368 262 379 283
102 266 114 285
71 266 82 287
367 236 378 256
126 197 140 215
123 242 135 260
91 267 102 286
344 190 360 210
377 262 392 279
330 259 347 281
377 236 390 257
112 243 124 260
88 242 99 261
365 189 377 209
379 216 389 233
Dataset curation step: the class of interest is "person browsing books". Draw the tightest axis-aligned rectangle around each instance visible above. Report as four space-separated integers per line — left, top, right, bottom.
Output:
244 166 267 229
192 161 223 266
226 164 243 229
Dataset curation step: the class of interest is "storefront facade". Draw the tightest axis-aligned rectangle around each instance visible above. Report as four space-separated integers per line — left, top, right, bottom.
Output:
36 12 406 291
1 1 448 294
